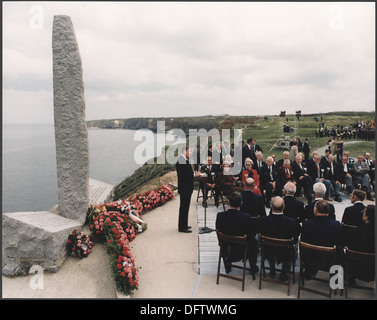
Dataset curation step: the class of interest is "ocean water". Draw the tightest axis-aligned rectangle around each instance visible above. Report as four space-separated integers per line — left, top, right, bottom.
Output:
2 124 182 213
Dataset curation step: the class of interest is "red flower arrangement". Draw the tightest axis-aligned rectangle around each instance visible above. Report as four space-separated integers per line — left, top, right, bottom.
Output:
66 229 94 259
79 184 175 296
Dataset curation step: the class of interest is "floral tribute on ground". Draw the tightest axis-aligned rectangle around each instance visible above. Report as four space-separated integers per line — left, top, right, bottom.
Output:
66 230 94 259
75 184 175 296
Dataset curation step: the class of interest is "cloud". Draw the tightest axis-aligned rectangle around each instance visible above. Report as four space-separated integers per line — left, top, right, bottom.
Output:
2 2 375 124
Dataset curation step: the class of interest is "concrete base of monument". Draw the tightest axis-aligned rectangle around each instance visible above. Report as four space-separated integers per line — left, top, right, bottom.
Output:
2 211 82 276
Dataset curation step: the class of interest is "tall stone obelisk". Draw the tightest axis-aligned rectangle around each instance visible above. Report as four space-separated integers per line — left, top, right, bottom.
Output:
52 15 89 224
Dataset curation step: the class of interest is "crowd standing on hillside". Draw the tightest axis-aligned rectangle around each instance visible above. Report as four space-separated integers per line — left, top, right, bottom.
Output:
175 128 375 288
315 119 375 141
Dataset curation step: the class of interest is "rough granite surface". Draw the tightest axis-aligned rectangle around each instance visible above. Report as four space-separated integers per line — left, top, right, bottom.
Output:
52 15 89 224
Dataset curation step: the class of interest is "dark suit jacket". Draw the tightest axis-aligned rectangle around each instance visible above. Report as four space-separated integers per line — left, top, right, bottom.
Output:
283 195 305 222
260 213 301 242
303 141 310 155
175 155 194 195
344 224 375 281
323 162 337 182
307 161 324 180
260 164 279 187
242 144 255 165
216 209 257 261
200 164 220 185
292 161 308 182
278 165 295 185
240 190 266 218
301 216 342 248
341 202 366 227
260 213 301 263
346 224 375 253
255 160 266 176
304 199 336 220
335 162 352 184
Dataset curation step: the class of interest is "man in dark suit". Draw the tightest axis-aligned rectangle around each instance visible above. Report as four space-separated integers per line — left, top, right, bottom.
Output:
260 156 282 208
302 138 310 163
335 155 355 195
240 177 266 219
176 146 201 233
323 154 342 202
276 151 290 168
300 200 343 279
341 189 366 227
254 151 266 176
200 156 220 207
292 154 313 203
344 205 375 284
216 191 259 275
242 138 255 166
282 182 305 223
250 138 263 155
278 159 295 186
307 153 333 201
352 155 373 200
260 196 301 281
320 149 330 168
364 152 375 192
303 182 336 220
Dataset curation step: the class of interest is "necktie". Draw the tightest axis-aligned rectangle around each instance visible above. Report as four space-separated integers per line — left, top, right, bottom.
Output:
331 163 333 175
270 167 273 180
344 163 347 172
317 164 320 178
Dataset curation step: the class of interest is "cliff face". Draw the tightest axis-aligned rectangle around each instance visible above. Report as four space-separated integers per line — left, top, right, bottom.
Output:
86 116 259 134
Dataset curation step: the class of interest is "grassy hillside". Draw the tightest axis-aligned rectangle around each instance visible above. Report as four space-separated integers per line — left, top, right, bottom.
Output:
242 112 375 160
112 111 375 200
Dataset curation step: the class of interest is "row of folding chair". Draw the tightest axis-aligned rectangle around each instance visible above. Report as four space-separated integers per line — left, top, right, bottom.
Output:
216 231 375 298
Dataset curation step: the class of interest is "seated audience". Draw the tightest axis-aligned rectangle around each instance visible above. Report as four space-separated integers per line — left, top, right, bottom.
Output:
343 205 375 284
323 154 342 202
260 156 282 208
300 200 343 279
217 161 243 197
335 155 355 195
341 189 366 227
259 197 301 281
352 155 373 201
307 153 333 201
282 182 305 223
278 159 296 186
200 156 220 207
241 158 261 195
292 154 313 203
215 191 259 276
304 182 336 220
240 178 266 219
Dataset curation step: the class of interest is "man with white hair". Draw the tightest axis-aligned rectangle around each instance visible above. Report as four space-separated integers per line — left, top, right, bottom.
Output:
292 154 313 203
307 153 333 201
282 182 305 222
277 151 290 168
260 196 301 281
303 182 336 220
352 154 373 201
323 154 342 202
260 156 282 208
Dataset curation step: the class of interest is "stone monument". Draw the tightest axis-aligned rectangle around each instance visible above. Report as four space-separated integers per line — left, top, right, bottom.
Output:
52 15 89 224
2 15 90 276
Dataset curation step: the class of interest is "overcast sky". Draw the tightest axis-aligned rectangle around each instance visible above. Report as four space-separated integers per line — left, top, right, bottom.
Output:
2 1 375 124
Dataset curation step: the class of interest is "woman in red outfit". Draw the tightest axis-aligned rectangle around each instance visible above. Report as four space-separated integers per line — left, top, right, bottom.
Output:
242 158 262 195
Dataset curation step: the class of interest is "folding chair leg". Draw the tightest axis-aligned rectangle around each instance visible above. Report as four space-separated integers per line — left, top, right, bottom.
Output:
216 248 222 285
